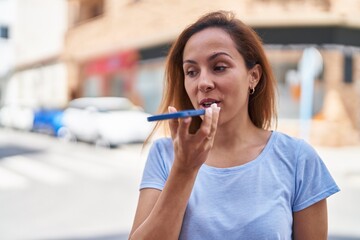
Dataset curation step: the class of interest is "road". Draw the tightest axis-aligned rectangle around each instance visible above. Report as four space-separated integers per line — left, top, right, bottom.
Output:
0 128 148 240
0 128 359 240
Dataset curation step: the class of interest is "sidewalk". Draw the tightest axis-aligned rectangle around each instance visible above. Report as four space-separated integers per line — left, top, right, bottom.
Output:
315 145 360 238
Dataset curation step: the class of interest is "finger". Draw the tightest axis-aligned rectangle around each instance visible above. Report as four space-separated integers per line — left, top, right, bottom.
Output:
208 103 220 140
168 106 178 139
197 107 213 139
178 116 192 139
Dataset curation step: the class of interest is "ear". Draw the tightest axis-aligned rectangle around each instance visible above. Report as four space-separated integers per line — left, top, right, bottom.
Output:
249 64 262 88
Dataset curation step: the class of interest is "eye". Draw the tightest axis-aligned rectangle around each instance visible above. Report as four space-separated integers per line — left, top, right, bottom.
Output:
214 65 227 72
184 68 198 77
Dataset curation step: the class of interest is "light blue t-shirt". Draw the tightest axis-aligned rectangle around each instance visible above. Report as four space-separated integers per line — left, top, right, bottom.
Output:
140 131 340 239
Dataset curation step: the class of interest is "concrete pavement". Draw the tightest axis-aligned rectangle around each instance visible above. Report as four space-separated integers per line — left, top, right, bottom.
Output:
315 145 360 238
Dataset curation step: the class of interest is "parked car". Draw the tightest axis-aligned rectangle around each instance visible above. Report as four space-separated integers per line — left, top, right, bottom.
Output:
32 108 64 136
59 97 153 147
0 104 34 131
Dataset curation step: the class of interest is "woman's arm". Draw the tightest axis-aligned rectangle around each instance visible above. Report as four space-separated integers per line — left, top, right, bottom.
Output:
129 189 161 237
129 105 220 240
293 199 328 240
129 166 199 240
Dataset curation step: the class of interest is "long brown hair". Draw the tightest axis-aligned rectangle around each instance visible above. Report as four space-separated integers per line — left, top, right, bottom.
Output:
146 10 277 142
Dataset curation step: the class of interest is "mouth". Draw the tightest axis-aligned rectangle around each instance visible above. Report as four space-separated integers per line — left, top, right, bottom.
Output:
199 98 221 108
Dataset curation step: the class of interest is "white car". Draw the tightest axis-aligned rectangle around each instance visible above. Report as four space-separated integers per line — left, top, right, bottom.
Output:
0 105 34 131
59 97 153 147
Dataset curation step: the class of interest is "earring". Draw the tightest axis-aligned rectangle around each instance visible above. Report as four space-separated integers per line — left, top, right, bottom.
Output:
249 86 255 95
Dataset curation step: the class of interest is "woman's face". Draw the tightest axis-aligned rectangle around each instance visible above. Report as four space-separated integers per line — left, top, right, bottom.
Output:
183 27 258 125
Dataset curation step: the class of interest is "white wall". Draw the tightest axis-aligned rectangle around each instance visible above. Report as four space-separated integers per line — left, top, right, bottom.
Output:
14 0 67 65
0 0 16 77
1 0 69 108
3 63 68 108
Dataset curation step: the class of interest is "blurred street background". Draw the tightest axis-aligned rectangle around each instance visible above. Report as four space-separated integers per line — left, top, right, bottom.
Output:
0 0 360 239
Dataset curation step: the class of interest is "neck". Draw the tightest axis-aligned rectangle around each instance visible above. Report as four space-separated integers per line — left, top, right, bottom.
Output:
213 116 261 148
206 117 270 168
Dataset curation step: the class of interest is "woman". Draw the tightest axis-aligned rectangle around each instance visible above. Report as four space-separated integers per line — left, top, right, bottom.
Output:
129 10 339 240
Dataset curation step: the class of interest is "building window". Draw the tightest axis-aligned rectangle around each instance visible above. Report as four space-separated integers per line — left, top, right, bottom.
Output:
0 26 9 39
344 54 353 84
84 76 102 97
135 59 165 113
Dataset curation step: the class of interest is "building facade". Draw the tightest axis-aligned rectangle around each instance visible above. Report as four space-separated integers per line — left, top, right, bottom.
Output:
63 0 360 146
1 0 68 109
0 0 15 103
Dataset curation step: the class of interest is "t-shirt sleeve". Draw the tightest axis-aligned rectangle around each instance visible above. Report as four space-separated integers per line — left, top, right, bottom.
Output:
139 139 171 191
292 140 340 212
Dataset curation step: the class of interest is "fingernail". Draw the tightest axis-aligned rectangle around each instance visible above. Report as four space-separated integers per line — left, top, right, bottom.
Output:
168 106 175 113
206 107 213 114
210 103 220 112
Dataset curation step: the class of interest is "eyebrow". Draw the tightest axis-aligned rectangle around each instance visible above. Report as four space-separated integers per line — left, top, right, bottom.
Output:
209 52 233 61
183 52 233 65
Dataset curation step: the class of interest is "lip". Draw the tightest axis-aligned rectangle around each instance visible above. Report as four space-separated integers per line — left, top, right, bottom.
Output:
199 98 221 108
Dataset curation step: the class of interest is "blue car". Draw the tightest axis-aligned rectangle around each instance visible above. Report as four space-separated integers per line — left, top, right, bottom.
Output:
32 109 64 136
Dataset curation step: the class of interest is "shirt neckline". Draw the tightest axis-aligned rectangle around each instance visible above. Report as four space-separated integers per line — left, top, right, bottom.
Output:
201 131 277 174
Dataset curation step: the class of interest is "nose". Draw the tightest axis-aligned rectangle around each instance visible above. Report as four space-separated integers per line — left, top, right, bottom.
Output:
198 72 215 93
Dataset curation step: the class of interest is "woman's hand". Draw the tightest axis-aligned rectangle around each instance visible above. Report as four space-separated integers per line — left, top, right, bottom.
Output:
168 103 220 172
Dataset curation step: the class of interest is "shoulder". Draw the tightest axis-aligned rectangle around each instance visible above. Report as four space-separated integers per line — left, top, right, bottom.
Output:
271 131 305 154
273 131 303 146
150 137 173 151
273 131 317 152
148 137 174 161
140 137 173 190
270 131 321 167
